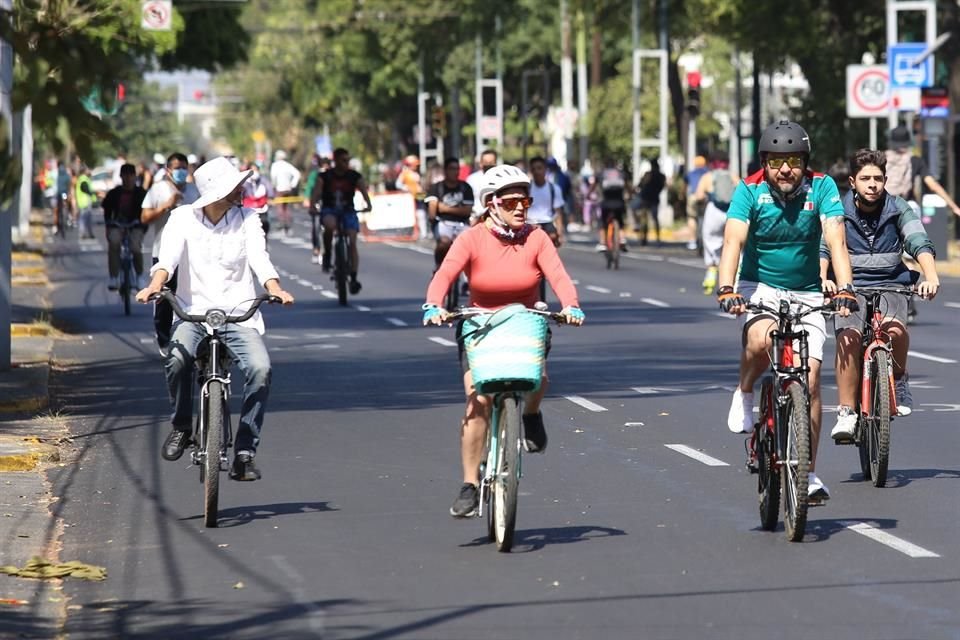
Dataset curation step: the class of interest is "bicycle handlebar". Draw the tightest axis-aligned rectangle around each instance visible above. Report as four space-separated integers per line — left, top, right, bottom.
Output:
745 300 835 321
853 285 917 298
447 305 569 325
148 289 281 324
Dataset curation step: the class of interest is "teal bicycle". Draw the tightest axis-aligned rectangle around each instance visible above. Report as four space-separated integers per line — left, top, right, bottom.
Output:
450 303 567 552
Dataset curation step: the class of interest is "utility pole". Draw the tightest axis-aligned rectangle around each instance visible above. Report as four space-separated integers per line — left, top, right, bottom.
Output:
1 0 14 369
752 53 761 168
560 0 574 170
733 48 743 176
631 0 640 178
576 7 588 169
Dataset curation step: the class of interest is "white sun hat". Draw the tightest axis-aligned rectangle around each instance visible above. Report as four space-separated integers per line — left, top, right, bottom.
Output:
192 156 252 209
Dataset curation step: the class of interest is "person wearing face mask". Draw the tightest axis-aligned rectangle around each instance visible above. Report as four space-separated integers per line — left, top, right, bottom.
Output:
136 157 295 480
242 162 275 240
422 164 585 518
141 153 201 354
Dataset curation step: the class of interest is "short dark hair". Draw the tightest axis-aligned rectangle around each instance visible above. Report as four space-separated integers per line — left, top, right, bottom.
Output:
333 147 349 158
120 163 136 177
166 153 188 167
480 149 498 159
529 156 546 167
444 157 459 169
849 148 886 177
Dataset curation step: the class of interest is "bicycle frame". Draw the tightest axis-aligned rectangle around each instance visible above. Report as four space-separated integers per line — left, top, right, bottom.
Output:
478 391 522 518
192 330 234 470
857 293 899 419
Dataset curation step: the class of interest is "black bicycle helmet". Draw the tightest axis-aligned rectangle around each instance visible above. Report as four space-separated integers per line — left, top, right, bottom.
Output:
758 120 810 156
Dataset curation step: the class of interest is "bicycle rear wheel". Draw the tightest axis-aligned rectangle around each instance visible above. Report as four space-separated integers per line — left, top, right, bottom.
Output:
335 235 348 306
203 380 224 528
490 395 521 552
781 381 810 542
757 377 780 531
867 350 892 487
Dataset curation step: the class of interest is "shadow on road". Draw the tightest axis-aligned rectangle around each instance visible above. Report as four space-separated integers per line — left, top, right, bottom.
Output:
180 501 338 527
460 524 627 551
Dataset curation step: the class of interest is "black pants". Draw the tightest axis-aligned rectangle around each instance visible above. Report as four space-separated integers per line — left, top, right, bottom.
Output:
152 257 178 349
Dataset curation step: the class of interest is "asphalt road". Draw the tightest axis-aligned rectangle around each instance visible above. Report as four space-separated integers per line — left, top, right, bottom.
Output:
37 216 960 639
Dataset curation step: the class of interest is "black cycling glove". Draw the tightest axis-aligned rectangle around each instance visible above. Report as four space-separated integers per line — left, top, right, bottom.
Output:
717 286 746 313
832 285 860 313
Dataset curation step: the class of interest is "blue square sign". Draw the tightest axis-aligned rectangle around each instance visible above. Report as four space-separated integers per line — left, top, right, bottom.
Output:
889 42 933 89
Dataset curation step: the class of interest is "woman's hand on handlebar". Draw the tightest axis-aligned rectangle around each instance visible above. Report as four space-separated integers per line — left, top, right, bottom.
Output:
422 304 450 326
560 306 585 326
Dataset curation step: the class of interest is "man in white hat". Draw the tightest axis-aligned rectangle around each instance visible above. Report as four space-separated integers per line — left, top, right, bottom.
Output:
137 156 294 481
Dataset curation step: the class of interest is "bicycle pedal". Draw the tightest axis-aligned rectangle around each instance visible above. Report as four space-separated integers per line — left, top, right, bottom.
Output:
832 436 856 446
807 497 829 507
746 461 759 474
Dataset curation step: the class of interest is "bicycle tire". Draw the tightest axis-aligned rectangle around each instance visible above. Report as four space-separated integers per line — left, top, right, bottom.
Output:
611 223 620 270
868 350 892 487
122 263 134 316
335 235 348 306
781 381 810 542
492 395 521 552
757 377 780 531
203 380 224 528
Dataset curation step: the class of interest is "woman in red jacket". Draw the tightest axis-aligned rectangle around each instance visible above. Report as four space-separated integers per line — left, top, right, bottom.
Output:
423 164 585 518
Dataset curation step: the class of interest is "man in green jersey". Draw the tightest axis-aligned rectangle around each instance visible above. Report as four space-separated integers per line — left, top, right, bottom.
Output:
716 120 858 502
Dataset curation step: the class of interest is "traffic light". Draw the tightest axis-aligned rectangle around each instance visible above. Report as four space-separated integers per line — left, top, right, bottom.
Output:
686 87 700 118
431 106 446 138
116 83 126 102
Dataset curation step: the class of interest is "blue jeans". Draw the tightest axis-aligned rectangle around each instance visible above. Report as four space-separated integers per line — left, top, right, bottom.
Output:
164 321 272 454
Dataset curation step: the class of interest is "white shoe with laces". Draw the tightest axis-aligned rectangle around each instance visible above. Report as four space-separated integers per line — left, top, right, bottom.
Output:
808 472 830 501
727 389 754 434
830 406 858 440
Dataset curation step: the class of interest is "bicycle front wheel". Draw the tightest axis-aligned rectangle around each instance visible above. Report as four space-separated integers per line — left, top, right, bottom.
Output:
491 395 521 552
203 380 224 528
120 265 133 316
867 350 893 487
335 236 348 306
781 381 810 542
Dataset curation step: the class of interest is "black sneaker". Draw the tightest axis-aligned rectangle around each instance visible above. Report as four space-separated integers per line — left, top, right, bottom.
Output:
449 483 479 518
229 452 261 481
161 429 192 461
321 259 331 273
349 279 362 294
522 412 548 453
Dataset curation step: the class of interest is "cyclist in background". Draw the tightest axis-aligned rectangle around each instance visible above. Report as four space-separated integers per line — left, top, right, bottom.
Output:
422 164 584 518
527 156 565 247
303 154 331 264
424 157 474 272
820 149 939 440
102 164 148 290
716 120 857 502
141 153 201 353
466 149 499 219
311 147 373 294
269 150 301 236
593 159 627 252
243 162 275 240
693 151 739 295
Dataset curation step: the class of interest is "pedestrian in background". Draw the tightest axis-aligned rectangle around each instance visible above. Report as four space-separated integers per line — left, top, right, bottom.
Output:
636 157 666 246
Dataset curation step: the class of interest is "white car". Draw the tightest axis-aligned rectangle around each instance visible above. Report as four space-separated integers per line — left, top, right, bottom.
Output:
89 166 113 200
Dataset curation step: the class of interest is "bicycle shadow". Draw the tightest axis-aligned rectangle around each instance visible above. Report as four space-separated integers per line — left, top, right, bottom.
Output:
180 501 338 528
802 517 900 542
840 467 960 488
460 524 627 552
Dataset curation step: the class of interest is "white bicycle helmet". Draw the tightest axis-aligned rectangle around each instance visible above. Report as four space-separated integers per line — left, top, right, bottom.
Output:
477 164 531 207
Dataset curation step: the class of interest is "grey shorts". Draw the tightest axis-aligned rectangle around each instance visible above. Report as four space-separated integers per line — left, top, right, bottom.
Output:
834 291 908 333
436 218 469 241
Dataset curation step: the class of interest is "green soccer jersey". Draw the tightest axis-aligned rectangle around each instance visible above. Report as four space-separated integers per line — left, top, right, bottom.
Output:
726 170 843 292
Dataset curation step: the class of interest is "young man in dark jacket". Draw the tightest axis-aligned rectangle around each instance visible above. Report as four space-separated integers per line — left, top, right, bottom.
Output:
820 149 940 439
102 163 148 290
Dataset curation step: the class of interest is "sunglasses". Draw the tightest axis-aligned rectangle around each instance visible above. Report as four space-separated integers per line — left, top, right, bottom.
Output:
493 196 532 210
765 155 804 170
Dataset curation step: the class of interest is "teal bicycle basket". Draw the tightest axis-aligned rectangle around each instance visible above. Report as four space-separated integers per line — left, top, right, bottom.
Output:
463 306 548 394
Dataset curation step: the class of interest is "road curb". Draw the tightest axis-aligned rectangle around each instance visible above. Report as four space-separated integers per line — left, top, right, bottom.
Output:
0 438 60 472
10 323 53 337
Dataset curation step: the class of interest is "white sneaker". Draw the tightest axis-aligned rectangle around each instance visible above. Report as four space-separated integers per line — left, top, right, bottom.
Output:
808 472 830 501
830 406 858 441
311 253 321 264
594 242 607 252
727 389 754 434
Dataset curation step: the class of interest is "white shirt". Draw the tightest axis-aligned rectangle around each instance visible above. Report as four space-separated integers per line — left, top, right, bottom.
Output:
466 170 487 215
151 205 279 334
270 159 301 193
527 179 563 224
142 179 200 258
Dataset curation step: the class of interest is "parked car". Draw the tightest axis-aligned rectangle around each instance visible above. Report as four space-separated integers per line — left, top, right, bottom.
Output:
89 166 113 200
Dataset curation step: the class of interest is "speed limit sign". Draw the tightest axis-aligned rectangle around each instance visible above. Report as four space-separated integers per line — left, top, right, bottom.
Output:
846 64 889 118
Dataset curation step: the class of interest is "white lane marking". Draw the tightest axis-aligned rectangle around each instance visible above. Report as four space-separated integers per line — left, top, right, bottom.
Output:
943 302 960 309
265 334 295 340
908 350 957 364
321 291 337 299
428 336 457 347
139 337 154 344
296 279 312 287
664 444 730 466
355 305 371 312
384 240 434 255
619 292 632 298
713 312 736 319
632 386 683 395
269 555 328 633
564 396 608 412
840 522 940 558
640 297 670 308
386 317 407 327
312 285 324 291
586 285 611 294
666 257 703 268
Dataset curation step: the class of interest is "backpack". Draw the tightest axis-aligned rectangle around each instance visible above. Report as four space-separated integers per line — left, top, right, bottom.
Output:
884 150 921 201
710 169 735 212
